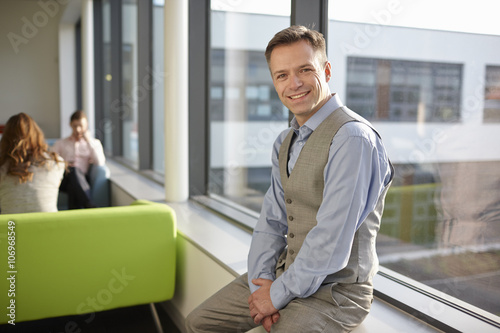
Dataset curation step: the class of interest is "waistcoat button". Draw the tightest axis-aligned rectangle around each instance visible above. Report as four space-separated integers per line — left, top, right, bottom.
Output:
289 233 295 238
289 249 295 255
288 216 294 221
286 198 292 204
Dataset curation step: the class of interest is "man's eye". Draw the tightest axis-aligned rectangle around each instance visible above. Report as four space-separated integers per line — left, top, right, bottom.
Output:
277 74 286 79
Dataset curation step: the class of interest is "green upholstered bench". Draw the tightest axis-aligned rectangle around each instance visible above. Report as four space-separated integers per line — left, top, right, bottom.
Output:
0 200 176 327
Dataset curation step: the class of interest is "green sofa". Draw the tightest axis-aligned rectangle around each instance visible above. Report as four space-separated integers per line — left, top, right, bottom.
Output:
0 200 176 325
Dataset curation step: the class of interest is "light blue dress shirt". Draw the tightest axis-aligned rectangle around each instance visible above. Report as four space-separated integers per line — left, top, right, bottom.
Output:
247 94 393 310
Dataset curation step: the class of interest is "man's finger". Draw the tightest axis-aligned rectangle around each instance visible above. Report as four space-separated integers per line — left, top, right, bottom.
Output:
272 312 280 324
253 313 264 325
262 316 273 332
252 278 264 286
249 307 257 319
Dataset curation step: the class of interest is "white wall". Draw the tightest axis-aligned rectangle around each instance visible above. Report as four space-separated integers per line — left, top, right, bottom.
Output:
0 0 67 138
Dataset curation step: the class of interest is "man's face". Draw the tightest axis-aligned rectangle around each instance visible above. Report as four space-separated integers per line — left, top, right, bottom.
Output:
70 118 88 140
269 40 332 126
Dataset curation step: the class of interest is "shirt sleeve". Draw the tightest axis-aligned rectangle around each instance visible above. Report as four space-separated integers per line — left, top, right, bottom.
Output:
269 124 392 310
88 138 106 166
247 132 289 294
51 139 71 163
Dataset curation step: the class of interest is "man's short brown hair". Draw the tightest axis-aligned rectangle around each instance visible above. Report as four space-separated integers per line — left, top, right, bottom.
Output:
70 110 87 123
265 25 327 66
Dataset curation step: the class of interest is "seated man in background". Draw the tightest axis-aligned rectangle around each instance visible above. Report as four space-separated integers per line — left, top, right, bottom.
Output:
52 110 105 209
0 113 65 214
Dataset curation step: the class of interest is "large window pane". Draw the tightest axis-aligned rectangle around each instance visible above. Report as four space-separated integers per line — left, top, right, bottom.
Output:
208 0 290 211
121 0 139 166
329 0 500 316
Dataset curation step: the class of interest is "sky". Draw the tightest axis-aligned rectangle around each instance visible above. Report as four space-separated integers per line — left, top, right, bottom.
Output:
210 0 500 36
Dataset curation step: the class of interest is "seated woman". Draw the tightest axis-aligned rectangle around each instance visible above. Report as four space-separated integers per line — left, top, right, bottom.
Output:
51 110 105 209
0 113 65 214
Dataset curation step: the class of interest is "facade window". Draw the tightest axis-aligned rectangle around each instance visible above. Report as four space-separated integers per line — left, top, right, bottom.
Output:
484 65 500 122
346 57 462 122
329 1 500 317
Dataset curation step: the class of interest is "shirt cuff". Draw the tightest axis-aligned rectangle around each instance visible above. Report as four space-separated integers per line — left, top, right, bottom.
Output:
270 277 294 310
248 272 275 294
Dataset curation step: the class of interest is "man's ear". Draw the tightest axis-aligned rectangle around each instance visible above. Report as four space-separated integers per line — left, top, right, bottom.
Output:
324 62 332 82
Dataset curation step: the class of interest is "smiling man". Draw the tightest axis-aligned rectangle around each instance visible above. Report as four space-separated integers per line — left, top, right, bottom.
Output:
186 26 394 333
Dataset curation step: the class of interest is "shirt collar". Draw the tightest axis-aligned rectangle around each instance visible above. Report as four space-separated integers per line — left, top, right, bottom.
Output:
290 93 344 131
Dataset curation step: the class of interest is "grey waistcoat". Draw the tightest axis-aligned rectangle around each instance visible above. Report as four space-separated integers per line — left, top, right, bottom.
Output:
276 106 394 284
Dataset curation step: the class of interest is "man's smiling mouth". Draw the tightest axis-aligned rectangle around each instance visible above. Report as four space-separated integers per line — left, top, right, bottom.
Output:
289 91 309 100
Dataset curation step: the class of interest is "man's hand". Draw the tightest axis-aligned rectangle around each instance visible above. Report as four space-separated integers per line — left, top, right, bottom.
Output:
83 130 93 143
248 278 279 327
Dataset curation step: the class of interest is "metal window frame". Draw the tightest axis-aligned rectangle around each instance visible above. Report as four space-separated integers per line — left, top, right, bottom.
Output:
188 0 211 196
137 0 153 170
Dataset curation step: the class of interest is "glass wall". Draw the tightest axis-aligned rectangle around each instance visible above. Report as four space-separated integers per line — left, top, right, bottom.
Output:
329 0 500 316
208 0 291 211
93 0 500 325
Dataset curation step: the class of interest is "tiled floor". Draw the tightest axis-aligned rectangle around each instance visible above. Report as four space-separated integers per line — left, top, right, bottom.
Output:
0 303 181 333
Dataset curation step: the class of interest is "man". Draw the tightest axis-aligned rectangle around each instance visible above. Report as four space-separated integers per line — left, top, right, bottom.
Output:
186 25 393 333
52 110 105 209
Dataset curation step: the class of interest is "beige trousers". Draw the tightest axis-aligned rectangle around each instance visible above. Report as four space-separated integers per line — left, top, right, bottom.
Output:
185 273 372 333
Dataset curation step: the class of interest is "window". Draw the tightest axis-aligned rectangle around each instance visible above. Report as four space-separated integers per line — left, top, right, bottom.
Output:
484 65 500 122
208 0 291 211
329 0 500 317
93 0 500 328
346 57 462 122
95 0 156 172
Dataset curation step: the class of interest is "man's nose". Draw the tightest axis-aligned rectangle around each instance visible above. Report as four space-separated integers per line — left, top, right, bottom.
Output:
289 74 303 89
